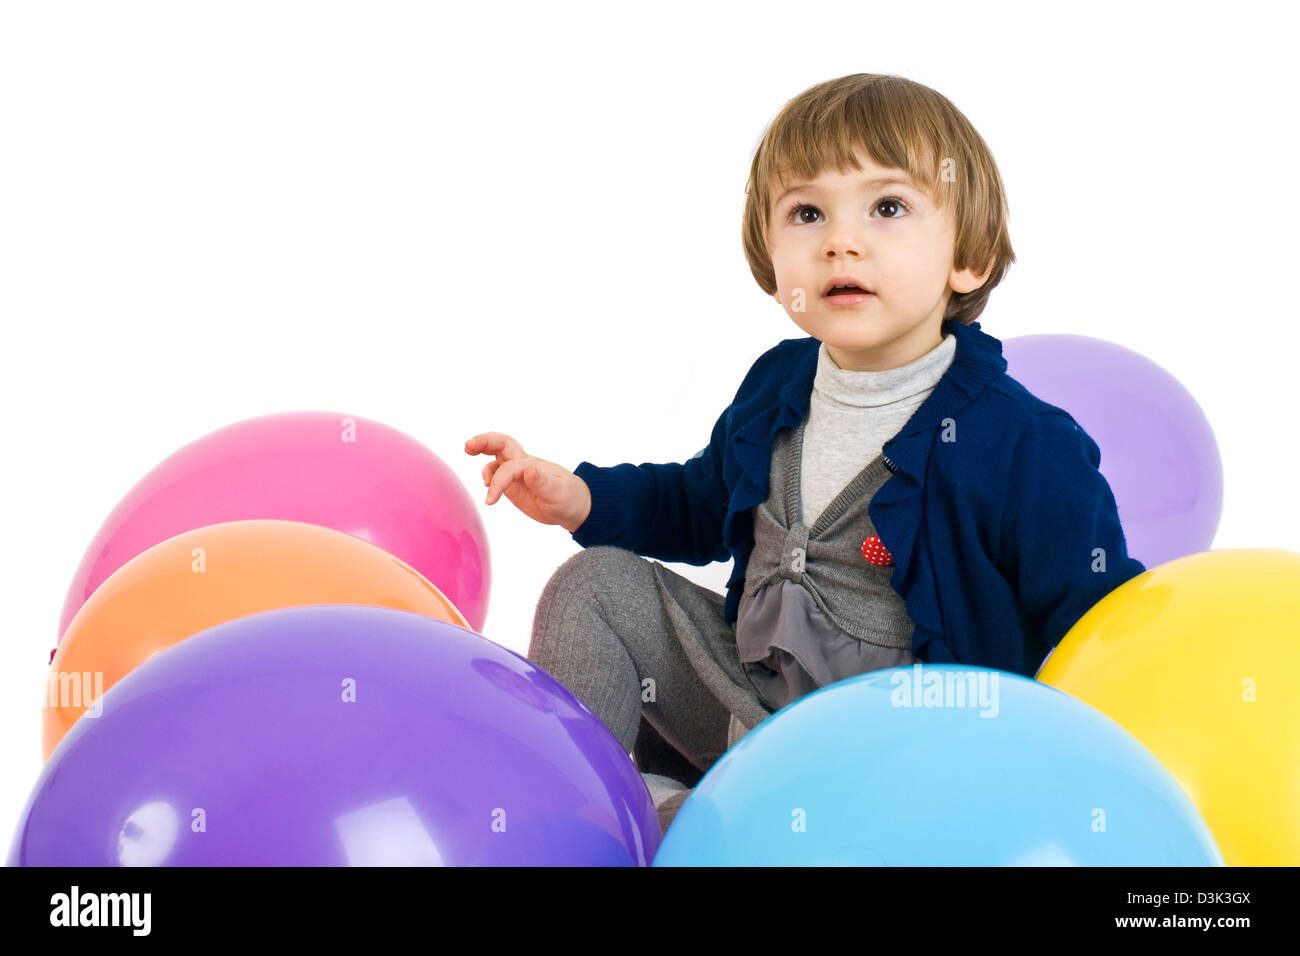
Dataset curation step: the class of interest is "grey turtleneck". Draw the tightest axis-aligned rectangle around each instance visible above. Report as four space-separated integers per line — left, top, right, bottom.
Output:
801 333 957 525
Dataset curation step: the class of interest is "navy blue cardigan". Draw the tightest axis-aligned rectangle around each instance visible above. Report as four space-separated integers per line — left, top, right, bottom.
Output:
570 318 1147 678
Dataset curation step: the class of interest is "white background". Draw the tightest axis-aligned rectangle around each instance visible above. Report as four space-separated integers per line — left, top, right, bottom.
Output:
2 1 1297 843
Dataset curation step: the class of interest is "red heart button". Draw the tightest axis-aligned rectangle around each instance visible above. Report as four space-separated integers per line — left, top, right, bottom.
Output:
861 534 894 566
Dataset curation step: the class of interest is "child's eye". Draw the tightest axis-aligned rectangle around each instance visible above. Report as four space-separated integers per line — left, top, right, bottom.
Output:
782 197 912 224
874 197 910 219
786 203 822 225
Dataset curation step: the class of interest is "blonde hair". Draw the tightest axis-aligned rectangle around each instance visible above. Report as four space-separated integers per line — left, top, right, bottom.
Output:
742 73 1015 325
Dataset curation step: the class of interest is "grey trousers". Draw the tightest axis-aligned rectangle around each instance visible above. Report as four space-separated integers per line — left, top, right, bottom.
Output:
528 545 775 786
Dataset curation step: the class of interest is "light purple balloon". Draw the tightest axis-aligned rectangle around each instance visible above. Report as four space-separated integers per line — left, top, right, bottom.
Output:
1003 334 1222 569
9 606 659 866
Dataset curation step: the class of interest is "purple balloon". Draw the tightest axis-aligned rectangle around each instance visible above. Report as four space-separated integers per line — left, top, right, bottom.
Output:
1003 333 1222 569
9 606 658 866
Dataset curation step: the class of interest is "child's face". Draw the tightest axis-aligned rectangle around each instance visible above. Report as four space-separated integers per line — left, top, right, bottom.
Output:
766 148 988 372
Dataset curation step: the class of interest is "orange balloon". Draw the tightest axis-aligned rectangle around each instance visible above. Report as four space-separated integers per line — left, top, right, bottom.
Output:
44 519 470 760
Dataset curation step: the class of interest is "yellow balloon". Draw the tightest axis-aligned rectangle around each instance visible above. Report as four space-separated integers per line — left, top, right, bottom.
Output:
1037 548 1300 866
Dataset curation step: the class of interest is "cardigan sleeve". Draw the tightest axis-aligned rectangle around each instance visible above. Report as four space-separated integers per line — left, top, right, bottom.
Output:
997 412 1147 657
568 402 732 566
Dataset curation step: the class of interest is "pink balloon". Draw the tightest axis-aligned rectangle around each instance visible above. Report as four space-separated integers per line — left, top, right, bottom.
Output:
57 412 489 641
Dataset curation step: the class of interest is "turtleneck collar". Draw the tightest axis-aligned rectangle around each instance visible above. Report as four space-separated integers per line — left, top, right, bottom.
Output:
813 331 956 409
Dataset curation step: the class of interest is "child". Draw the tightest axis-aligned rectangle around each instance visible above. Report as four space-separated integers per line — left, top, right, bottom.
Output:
465 73 1146 833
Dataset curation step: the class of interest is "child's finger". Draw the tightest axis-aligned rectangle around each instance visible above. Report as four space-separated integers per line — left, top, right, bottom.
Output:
465 432 525 461
486 459 525 504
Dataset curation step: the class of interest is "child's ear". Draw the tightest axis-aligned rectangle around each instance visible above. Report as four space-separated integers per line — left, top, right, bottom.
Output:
950 257 993 295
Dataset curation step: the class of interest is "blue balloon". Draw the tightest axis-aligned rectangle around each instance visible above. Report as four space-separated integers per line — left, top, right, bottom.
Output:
653 664 1223 866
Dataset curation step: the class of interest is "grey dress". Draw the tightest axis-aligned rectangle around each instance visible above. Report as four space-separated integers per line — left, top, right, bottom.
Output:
735 418 916 713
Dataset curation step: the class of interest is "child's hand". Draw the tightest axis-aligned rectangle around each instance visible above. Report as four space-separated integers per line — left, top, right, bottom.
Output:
464 432 592 533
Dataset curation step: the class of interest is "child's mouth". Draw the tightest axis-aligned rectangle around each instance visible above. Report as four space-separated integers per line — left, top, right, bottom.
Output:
824 289 875 306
